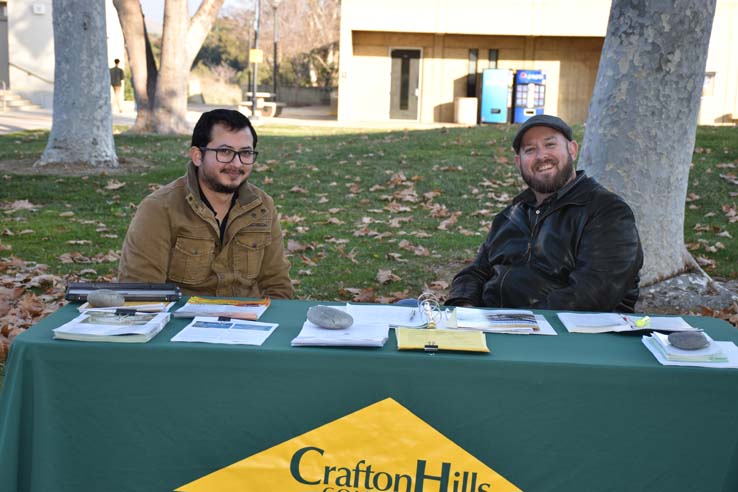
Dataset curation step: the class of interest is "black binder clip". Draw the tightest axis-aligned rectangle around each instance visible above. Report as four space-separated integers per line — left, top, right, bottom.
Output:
424 342 438 353
114 308 138 316
217 316 232 322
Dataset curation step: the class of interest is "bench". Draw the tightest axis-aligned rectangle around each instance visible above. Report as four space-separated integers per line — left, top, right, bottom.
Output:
238 100 287 118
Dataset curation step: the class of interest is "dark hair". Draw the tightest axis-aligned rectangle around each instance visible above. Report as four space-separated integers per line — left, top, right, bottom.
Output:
114 58 120 64
191 109 258 148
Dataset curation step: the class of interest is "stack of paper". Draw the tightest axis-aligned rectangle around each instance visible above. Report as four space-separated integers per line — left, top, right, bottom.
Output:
173 297 270 320
447 307 557 335
77 301 175 313
559 312 696 334
171 316 278 345
642 332 738 368
291 304 399 347
53 311 171 343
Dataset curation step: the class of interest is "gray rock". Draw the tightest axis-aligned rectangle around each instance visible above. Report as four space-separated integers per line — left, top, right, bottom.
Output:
307 305 353 330
668 331 709 350
87 289 125 308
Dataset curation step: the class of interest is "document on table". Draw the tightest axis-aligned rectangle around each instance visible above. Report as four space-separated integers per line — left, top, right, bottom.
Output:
291 303 422 347
558 312 697 334
395 327 490 353
642 333 738 368
171 316 278 345
173 297 270 320
447 307 557 335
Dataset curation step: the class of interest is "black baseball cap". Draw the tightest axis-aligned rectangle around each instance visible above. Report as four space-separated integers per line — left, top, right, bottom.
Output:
512 114 573 153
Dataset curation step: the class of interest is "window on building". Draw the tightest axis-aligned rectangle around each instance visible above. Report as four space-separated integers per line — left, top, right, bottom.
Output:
489 49 499 68
467 49 478 97
702 72 716 97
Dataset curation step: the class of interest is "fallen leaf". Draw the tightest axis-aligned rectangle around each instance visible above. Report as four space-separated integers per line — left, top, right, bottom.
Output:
376 269 401 284
2 200 39 212
386 252 407 262
287 240 310 253
104 179 126 190
438 211 462 230
340 287 377 303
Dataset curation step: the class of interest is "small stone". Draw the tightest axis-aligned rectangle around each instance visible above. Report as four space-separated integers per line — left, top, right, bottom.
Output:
307 305 353 330
87 289 125 308
668 331 709 350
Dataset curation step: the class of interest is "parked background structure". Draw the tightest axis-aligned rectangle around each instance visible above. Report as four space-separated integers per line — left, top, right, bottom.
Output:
337 0 738 125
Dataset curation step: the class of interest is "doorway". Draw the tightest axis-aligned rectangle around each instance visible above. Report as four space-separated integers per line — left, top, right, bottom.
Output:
389 49 420 120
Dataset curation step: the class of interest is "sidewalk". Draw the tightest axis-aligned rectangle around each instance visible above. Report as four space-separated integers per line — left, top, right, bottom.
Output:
0 104 462 135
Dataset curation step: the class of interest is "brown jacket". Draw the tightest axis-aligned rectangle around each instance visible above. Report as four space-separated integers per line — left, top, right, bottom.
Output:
118 162 294 298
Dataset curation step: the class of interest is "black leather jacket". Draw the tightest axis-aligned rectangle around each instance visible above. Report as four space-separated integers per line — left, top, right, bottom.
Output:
447 172 643 312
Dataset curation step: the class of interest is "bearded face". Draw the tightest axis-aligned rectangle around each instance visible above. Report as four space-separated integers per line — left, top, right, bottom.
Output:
515 126 578 200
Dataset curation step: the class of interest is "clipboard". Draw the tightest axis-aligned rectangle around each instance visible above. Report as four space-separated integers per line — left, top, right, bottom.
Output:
64 282 182 302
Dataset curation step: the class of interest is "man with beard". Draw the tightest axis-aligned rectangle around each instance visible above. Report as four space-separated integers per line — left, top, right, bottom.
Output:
446 114 643 312
118 109 294 298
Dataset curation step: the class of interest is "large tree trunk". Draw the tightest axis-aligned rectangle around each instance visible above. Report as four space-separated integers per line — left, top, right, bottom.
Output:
37 0 117 167
153 0 190 134
113 0 158 133
578 0 716 286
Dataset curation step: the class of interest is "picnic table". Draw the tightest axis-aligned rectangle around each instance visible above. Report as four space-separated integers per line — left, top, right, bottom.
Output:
239 92 286 118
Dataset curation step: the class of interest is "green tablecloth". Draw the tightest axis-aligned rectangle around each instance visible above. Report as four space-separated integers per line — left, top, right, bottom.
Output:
1 300 737 492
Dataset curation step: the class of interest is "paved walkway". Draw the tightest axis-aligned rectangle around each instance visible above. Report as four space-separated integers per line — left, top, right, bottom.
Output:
0 104 463 135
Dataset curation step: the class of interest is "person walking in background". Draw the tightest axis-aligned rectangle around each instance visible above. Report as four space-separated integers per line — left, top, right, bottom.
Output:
109 59 124 113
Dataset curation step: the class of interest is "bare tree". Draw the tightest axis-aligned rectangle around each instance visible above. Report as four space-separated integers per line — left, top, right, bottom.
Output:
578 0 717 285
38 0 117 168
113 0 225 134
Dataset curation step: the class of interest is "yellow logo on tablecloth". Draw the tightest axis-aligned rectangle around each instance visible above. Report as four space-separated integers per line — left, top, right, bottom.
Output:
176 398 521 492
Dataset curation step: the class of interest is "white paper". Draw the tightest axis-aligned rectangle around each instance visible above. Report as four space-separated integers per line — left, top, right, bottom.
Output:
558 312 631 333
642 336 738 368
291 304 399 347
448 307 540 334
171 316 278 345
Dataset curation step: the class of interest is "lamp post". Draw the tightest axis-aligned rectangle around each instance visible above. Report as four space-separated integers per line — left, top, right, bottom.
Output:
251 0 261 120
272 0 280 99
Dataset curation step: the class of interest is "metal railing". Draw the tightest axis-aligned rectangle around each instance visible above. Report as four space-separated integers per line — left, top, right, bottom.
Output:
8 62 53 85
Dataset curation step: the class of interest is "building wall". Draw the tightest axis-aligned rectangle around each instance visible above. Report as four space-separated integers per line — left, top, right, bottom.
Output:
7 0 54 107
7 0 124 109
339 0 737 126
343 31 602 124
700 0 738 124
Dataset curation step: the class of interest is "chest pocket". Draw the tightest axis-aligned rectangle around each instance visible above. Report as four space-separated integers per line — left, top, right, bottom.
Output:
233 229 271 280
169 236 215 285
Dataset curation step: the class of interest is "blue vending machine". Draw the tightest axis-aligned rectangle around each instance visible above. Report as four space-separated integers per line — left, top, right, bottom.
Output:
513 70 546 123
479 68 512 124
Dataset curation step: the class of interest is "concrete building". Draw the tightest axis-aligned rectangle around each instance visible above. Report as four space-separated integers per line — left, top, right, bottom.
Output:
337 0 738 126
0 0 125 108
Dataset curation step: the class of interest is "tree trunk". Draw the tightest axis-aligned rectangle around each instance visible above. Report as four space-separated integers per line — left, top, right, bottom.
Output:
37 0 117 167
152 0 190 134
578 0 716 286
114 0 224 135
113 0 157 133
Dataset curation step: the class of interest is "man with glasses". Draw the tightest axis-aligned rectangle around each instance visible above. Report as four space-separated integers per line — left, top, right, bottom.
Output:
118 109 294 298
446 114 643 312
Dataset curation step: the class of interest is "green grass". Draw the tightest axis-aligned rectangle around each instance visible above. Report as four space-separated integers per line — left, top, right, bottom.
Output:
1 124 737 301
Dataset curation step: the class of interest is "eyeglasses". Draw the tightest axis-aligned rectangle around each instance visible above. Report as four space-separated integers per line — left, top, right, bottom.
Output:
200 147 259 165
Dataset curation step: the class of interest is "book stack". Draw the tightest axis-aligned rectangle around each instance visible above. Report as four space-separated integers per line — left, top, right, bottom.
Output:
53 311 171 343
642 332 738 368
